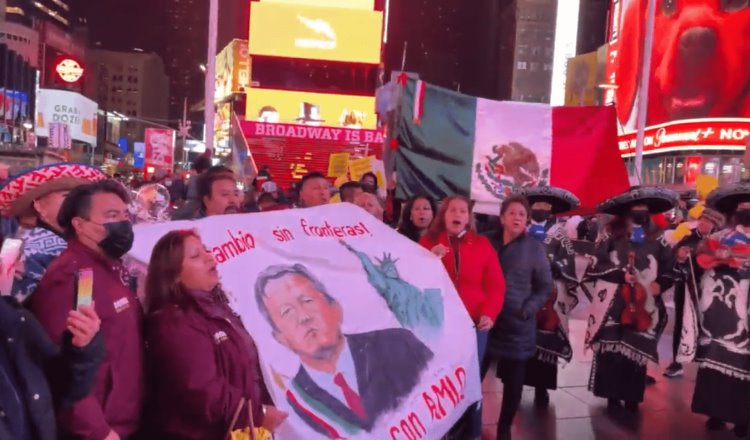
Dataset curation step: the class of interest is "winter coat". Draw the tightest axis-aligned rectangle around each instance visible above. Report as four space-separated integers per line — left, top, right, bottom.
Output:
144 290 270 439
420 231 506 322
31 239 144 440
0 297 104 440
485 230 553 361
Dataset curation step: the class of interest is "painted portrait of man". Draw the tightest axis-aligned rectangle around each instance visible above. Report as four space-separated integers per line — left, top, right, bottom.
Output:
254 263 433 435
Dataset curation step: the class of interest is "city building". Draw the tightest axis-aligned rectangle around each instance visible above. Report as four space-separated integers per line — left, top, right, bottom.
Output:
84 49 169 149
508 0 557 103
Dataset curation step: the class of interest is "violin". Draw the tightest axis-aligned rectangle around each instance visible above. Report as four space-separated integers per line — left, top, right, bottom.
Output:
620 251 652 332
536 285 560 331
697 240 750 270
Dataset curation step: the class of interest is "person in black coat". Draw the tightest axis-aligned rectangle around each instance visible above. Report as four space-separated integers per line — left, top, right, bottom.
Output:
0 296 103 440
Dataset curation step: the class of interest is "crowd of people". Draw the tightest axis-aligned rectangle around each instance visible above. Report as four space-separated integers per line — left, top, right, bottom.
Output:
0 158 748 440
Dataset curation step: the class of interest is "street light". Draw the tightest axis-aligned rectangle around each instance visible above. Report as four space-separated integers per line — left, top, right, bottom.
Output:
199 64 207 73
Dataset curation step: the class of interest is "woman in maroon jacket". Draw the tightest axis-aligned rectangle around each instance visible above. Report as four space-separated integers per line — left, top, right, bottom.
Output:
420 195 506 439
143 230 288 439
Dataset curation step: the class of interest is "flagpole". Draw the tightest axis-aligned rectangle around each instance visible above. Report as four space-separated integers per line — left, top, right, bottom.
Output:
634 0 656 183
204 0 219 155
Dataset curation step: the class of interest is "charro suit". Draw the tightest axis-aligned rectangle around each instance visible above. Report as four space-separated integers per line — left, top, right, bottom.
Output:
288 328 433 436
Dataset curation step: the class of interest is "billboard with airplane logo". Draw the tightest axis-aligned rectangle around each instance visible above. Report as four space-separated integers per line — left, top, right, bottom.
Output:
248 2 383 64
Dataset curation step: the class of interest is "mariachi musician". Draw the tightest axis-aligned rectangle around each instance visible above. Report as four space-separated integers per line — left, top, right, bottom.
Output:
664 207 725 379
585 187 677 412
688 182 750 437
515 186 580 407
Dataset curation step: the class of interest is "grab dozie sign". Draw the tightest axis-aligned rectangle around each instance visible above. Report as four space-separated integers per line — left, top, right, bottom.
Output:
619 119 750 156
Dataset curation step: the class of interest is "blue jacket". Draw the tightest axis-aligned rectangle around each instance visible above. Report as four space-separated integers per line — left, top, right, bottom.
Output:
0 297 103 440
485 230 553 361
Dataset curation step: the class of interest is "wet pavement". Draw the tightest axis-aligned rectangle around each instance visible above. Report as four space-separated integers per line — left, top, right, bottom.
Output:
479 305 748 440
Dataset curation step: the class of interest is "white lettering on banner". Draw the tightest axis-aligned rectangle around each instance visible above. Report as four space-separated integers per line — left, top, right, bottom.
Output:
653 127 701 147
128 204 481 439
720 129 750 141
249 122 384 144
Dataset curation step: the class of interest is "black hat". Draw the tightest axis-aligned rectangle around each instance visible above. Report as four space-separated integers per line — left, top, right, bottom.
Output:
513 186 580 214
597 186 678 215
705 182 750 215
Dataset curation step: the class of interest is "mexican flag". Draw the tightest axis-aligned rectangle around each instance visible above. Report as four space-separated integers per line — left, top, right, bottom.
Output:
394 79 629 215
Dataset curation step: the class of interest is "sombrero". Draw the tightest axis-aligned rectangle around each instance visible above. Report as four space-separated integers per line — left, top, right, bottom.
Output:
513 186 580 214
597 186 678 215
0 163 107 217
705 182 750 215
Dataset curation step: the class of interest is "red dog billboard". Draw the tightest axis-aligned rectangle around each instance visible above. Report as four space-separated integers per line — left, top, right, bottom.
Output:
606 0 750 129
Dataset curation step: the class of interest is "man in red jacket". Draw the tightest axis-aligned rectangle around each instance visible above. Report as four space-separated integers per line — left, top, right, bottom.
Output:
31 180 143 440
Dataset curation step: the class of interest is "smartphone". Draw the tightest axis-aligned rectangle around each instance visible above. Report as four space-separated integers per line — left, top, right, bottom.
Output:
75 268 94 309
0 238 24 296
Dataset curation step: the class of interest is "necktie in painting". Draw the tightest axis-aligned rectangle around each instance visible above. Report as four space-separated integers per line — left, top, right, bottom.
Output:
334 372 367 420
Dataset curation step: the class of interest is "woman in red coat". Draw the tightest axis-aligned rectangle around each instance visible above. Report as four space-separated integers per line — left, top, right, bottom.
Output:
420 195 506 439
143 230 288 439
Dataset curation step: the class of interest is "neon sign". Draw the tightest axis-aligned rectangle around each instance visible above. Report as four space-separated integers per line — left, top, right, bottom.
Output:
55 59 84 83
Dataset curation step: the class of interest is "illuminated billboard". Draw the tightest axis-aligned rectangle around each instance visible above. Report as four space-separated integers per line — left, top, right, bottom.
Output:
248 2 383 64
606 0 750 130
245 88 376 129
564 48 605 106
261 0 374 9
215 39 250 101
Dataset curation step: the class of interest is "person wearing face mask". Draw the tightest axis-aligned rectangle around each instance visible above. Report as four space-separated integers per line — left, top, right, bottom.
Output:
397 196 436 242
514 186 581 408
585 187 678 414
0 163 107 304
142 230 288 439
528 201 557 242
664 207 725 379
484 195 552 440
687 182 750 436
420 195 506 440
30 180 143 440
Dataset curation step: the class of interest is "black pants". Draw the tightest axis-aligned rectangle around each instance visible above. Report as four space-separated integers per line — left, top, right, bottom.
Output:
495 358 527 429
672 283 686 361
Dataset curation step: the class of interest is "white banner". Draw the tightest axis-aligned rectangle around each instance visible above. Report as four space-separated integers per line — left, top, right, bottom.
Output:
129 204 481 439
470 99 552 215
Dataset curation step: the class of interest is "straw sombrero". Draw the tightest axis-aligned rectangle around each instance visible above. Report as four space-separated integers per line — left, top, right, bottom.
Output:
705 182 750 215
513 186 580 215
0 163 107 217
597 186 678 216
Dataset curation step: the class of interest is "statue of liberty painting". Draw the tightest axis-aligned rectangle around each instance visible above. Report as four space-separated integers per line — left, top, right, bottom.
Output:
339 240 444 334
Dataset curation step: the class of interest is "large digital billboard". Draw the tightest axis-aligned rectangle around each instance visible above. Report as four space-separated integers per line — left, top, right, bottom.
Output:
248 2 383 64
261 0 374 9
606 0 750 130
215 39 250 101
245 88 377 129
35 89 98 145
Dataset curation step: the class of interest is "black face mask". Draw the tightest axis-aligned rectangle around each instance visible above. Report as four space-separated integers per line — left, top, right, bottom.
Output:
631 211 651 226
530 209 551 223
99 221 134 259
736 209 750 227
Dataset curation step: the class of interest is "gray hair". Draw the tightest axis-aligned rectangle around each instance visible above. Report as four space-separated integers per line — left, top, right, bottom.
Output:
254 263 337 331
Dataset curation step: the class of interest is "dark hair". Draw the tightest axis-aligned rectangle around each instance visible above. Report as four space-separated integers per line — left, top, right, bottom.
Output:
500 195 530 217
197 171 236 201
58 180 130 239
397 195 436 242
145 230 200 312
298 172 327 192
339 181 363 202
360 172 378 192
257 192 276 206
426 195 475 240
192 156 211 173
258 106 277 117
254 263 336 331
